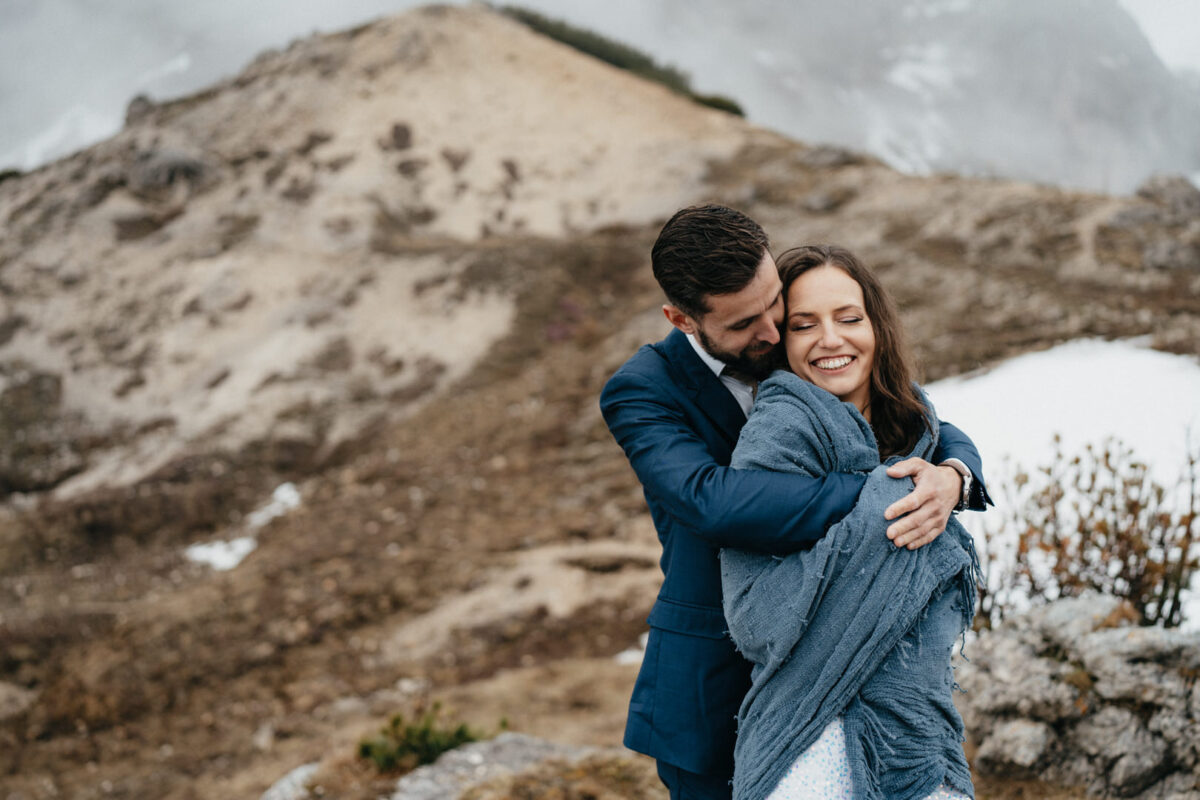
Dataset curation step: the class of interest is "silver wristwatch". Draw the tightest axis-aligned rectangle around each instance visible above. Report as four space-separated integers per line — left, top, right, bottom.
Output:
940 458 973 512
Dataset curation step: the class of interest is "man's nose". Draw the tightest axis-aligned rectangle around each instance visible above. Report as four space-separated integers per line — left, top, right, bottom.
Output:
756 316 780 344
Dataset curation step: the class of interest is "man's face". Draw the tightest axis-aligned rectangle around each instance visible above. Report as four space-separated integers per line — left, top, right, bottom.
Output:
666 253 784 379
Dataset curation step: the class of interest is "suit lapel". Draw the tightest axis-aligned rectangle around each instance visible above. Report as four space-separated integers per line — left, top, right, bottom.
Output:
658 329 747 448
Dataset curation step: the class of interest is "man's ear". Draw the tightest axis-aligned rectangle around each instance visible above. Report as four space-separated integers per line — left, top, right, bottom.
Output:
662 304 697 335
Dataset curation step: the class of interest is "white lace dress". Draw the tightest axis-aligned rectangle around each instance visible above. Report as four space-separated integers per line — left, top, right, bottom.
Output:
766 716 971 800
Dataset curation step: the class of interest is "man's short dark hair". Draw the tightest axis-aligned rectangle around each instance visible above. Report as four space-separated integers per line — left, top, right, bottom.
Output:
651 204 770 319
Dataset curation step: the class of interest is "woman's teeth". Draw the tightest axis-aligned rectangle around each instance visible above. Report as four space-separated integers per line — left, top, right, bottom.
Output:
814 356 852 370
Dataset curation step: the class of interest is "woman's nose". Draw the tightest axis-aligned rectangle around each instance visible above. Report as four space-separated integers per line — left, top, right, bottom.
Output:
819 326 843 348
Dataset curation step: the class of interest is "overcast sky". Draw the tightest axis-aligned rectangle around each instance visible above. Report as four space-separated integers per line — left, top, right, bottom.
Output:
1118 0 1200 73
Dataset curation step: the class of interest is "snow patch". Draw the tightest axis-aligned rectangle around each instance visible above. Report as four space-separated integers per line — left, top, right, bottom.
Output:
185 536 257 571
247 482 302 530
614 632 649 665
926 338 1200 630
184 482 302 572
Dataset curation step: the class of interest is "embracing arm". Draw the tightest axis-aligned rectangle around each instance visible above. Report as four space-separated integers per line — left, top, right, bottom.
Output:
884 419 993 548
934 420 992 510
600 369 864 554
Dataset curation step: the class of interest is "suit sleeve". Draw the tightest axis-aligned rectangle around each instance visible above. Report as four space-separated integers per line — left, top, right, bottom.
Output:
600 368 865 554
933 420 993 509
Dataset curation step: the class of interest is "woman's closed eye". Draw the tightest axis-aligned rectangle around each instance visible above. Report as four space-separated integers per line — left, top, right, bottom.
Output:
789 317 861 332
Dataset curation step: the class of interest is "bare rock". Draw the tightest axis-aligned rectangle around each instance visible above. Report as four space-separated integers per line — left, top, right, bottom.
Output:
0 314 25 346
0 366 88 493
958 632 1084 727
1142 237 1200 271
113 206 184 240
387 732 593 800
126 149 218 201
798 144 868 168
259 762 319 800
1136 174 1200 217
802 185 856 214
1069 707 1168 794
959 594 1200 798
1097 177 1200 270
0 682 37 723
125 93 156 126
976 719 1056 775
1077 627 1197 710
1028 593 1129 646
1149 708 1200 772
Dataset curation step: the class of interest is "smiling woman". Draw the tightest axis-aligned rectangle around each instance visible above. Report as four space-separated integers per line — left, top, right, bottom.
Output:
719 242 984 800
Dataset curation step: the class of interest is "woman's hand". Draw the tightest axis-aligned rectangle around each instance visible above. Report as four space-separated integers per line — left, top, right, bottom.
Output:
882 459 963 549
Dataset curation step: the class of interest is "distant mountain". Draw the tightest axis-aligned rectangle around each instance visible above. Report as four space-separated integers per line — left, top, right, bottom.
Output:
517 0 1200 193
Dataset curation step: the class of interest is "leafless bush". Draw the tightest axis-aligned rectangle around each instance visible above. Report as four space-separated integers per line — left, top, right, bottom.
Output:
976 435 1199 629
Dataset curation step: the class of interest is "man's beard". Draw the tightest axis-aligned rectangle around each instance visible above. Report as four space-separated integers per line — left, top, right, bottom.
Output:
696 327 781 380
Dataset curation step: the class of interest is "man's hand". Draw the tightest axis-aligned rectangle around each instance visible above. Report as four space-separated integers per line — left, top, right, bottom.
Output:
883 459 963 549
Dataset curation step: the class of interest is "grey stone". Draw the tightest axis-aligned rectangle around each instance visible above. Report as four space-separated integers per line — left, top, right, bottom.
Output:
798 145 867 169
127 149 217 200
388 732 593 800
1112 745 1169 796
959 596 1200 797
976 719 1056 775
0 368 88 493
1071 707 1168 795
1077 627 1198 710
259 762 319 800
1072 706 1140 757
1137 174 1200 216
1030 593 1127 647
957 644 1081 726
0 682 37 723
1149 709 1200 770
1078 625 1200 669
1133 772 1200 800
1143 238 1200 271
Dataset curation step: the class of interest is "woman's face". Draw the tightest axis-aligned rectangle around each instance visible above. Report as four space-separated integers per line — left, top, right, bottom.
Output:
784 265 876 414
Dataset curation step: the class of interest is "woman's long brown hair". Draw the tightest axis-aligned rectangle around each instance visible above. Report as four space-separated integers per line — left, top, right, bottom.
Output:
775 245 929 459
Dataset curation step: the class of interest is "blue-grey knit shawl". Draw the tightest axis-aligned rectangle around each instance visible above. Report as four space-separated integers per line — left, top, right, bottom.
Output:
721 371 978 800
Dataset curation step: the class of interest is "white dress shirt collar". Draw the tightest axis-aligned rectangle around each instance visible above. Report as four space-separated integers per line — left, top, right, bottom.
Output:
686 333 756 418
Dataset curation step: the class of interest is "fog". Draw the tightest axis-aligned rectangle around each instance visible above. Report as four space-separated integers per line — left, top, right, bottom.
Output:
2 0 1198 193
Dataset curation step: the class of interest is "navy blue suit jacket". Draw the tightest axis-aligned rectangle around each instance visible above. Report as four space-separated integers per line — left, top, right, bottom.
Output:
600 328 988 777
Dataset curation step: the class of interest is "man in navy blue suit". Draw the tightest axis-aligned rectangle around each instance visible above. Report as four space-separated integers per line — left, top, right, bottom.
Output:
600 205 989 799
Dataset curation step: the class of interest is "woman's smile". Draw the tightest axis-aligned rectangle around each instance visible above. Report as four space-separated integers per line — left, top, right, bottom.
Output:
812 355 855 371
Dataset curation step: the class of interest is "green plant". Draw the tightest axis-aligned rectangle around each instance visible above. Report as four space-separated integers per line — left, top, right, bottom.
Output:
977 435 1199 629
690 93 746 117
497 5 744 117
358 703 482 773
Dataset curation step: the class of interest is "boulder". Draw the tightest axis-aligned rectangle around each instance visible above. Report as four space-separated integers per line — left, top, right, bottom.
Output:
958 594 1200 798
